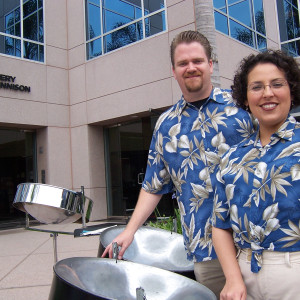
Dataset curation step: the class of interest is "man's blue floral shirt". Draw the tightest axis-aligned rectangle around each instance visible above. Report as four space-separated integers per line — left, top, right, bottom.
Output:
142 87 253 262
212 115 300 272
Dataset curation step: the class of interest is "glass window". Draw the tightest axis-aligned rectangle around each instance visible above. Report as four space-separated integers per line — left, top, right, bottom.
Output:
145 11 165 37
228 0 252 27
143 0 165 14
87 37 102 60
5 8 21 37
103 0 138 19
103 9 132 32
3 36 21 57
214 11 229 34
85 0 167 59
0 0 44 62
257 33 267 50
281 39 300 56
277 0 300 57
104 21 142 53
214 0 266 51
253 0 265 35
230 19 254 48
23 0 38 18
87 3 101 39
214 0 227 13
24 41 43 61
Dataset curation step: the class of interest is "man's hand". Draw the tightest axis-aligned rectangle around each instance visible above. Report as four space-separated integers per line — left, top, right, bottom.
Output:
101 230 134 259
101 189 161 259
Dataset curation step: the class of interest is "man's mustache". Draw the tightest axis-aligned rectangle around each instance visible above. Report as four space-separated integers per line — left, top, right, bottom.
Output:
184 72 201 78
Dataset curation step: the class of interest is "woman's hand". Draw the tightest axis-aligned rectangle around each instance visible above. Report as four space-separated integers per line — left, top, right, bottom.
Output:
220 278 247 300
212 227 247 300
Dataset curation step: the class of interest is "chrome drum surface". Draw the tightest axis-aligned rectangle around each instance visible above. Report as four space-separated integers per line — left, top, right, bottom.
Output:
100 225 194 273
13 183 93 224
49 257 216 300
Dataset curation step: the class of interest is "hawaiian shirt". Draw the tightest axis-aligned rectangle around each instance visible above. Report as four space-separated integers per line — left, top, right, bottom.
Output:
142 87 253 262
212 115 300 272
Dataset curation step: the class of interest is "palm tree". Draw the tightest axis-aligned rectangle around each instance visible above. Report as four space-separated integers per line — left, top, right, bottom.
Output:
194 0 220 88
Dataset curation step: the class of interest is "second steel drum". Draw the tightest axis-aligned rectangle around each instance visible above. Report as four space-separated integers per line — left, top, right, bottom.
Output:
100 225 194 278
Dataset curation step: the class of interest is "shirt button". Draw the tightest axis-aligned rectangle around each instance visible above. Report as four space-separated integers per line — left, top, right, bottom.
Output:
207 148 210 151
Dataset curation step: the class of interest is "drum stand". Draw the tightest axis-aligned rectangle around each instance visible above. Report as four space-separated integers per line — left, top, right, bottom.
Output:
25 212 74 263
25 186 88 263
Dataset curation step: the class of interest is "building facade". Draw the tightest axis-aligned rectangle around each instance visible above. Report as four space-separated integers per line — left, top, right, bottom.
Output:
0 0 299 227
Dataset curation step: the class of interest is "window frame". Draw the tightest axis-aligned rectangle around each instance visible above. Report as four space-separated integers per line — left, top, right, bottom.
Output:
213 0 267 51
85 0 167 61
277 0 300 57
0 0 45 63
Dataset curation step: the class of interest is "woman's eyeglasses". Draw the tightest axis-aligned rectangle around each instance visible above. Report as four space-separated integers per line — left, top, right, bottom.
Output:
248 79 288 94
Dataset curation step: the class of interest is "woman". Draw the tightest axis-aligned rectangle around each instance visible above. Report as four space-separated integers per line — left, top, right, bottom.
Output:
211 50 300 300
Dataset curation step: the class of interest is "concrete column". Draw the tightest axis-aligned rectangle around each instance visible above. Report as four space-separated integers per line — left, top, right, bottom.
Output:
70 125 107 221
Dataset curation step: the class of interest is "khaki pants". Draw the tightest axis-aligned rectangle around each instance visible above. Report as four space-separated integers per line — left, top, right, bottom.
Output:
238 249 300 300
194 259 225 299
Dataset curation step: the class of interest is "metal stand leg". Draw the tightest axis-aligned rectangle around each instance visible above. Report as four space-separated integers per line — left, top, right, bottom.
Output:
81 186 87 228
25 213 30 229
50 233 58 263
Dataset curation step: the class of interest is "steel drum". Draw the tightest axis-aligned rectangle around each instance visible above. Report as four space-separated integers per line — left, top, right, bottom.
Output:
48 257 217 300
13 183 93 224
100 225 194 276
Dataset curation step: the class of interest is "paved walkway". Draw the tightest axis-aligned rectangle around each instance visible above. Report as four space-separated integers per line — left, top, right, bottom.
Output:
0 221 109 300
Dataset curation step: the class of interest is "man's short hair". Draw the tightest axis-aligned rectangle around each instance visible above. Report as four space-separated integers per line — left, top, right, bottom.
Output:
170 30 212 67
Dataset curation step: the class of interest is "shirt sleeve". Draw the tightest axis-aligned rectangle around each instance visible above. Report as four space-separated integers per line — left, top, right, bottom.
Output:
142 129 174 195
211 166 232 229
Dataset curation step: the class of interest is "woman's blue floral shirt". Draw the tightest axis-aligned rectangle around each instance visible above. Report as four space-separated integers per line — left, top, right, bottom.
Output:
212 115 300 272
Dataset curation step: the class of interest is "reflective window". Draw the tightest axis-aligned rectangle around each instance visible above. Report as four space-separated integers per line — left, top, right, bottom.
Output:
0 0 44 62
277 0 300 57
213 0 267 51
85 0 167 60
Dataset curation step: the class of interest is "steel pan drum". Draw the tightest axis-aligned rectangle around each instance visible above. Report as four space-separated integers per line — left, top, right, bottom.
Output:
100 226 194 275
48 257 216 300
13 183 93 224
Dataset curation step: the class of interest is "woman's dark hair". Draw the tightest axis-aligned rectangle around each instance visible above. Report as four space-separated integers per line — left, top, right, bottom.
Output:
231 49 300 111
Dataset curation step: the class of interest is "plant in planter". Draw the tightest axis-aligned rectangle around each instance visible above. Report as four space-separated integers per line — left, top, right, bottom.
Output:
148 207 182 234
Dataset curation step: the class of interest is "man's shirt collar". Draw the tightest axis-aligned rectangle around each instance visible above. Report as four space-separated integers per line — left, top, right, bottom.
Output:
177 87 232 115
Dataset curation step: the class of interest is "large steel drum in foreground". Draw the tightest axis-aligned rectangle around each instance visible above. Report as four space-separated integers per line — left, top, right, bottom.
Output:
100 225 194 276
48 257 216 300
13 183 93 224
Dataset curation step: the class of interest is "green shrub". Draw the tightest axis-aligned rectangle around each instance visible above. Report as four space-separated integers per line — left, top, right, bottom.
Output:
148 208 182 234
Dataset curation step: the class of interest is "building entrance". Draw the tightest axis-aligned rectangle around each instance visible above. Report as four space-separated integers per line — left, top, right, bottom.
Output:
105 116 175 218
0 129 36 229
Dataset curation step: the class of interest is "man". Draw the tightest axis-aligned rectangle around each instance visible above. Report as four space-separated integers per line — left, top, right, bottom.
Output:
102 30 253 298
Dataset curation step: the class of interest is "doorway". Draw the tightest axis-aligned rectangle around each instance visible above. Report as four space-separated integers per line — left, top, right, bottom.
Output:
0 129 36 228
105 116 175 218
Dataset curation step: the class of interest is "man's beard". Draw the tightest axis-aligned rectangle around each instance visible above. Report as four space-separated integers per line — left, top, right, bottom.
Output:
185 77 203 93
